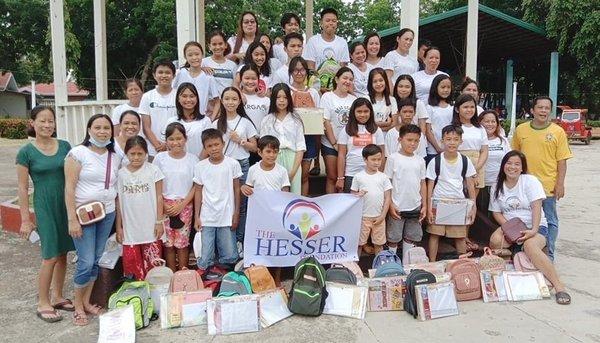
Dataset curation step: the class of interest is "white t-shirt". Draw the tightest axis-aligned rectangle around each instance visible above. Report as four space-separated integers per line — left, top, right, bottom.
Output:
426 152 476 199
138 88 177 156
201 56 237 94
172 68 220 115
272 65 290 86
384 127 427 158
350 170 392 217
384 152 426 211
166 116 212 157
489 174 548 228
485 136 511 186
246 163 290 191
193 156 243 227
114 141 130 168
383 50 419 84
412 70 448 103
227 36 250 55
320 92 357 148
367 58 385 69
348 63 372 98
111 103 139 126
67 145 120 213
371 97 398 124
302 34 350 67
459 125 488 151
273 43 288 65
236 64 274 90
269 58 283 73
117 162 164 245
211 116 258 160
414 99 429 124
259 113 306 151
426 104 453 155
243 93 270 128
153 151 199 200
337 125 385 176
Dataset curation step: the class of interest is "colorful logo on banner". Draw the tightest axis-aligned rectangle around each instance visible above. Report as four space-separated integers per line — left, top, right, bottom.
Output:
282 200 324 240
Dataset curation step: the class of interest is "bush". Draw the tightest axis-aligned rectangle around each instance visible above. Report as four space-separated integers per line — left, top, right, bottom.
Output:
588 120 600 128
0 119 28 139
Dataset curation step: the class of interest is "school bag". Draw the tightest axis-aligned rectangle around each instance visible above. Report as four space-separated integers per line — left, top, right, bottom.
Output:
340 261 364 280
403 246 429 266
244 265 276 293
446 259 482 301
374 262 405 278
108 280 154 329
433 153 469 197
292 89 316 108
169 268 204 292
316 57 341 91
326 264 357 285
218 271 253 297
403 269 437 317
288 256 328 316
372 250 402 269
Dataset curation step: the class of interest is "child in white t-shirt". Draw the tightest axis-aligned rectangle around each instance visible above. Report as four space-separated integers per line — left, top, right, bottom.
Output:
368 68 396 133
302 8 350 71
272 33 305 86
426 125 477 262
202 31 238 95
241 135 291 196
193 129 243 273
424 74 453 158
384 124 426 260
351 144 392 256
385 99 427 159
239 64 270 129
116 136 165 280
153 122 199 271
234 42 275 94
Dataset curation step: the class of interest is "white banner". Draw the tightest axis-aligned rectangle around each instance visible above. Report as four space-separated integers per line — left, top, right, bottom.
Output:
244 190 362 267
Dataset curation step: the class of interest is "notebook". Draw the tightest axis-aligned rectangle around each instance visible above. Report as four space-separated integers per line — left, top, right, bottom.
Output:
323 282 368 319
415 281 459 321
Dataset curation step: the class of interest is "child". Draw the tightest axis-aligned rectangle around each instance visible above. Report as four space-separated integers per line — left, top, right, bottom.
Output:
426 125 477 262
272 32 304 85
368 68 396 133
234 42 274 94
202 31 238 94
116 136 165 280
393 74 429 134
385 98 427 158
384 124 427 260
350 144 392 256
194 129 242 274
259 33 283 72
153 123 199 271
347 42 372 98
273 13 301 65
337 98 385 193
259 83 306 194
173 41 220 119
139 60 177 158
424 74 453 162
239 64 270 131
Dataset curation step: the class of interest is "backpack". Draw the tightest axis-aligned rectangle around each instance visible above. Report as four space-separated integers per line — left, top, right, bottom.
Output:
316 57 341 91
326 264 357 285
169 268 204 293
403 269 437 317
374 262 405 278
446 259 482 301
339 261 364 280
434 153 469 197
292 89 316 108
244 265 276 293
372 250 402 270
288 256 328 316
403 246 429 266
218 271 253 297
108 280 154 329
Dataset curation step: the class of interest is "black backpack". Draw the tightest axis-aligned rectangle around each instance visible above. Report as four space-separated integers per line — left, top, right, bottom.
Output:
325 264 357 285
288 256 328 316
434 153 469 197
403 269 437 318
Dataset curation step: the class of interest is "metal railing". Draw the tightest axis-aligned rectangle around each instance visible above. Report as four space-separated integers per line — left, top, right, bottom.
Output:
56 100 126 144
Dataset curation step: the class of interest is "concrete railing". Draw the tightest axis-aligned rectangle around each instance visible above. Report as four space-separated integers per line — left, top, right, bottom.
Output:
56 100 126 145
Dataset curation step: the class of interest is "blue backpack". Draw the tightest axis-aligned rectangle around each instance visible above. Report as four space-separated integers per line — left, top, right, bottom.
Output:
372 250 402 269
373 250 404 277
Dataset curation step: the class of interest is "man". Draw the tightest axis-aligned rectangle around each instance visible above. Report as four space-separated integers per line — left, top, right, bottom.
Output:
302 7 350 74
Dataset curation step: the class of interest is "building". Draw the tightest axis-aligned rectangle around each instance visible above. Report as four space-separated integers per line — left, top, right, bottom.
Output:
0 72 28 118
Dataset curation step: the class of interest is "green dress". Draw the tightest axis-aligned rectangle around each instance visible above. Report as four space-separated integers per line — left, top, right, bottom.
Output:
16 140 74 259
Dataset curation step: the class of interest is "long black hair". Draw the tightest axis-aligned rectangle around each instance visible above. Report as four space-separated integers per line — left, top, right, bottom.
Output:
346 97 377 136
269 83 295 114
81 113 115 152
175 82 204 121
367 68 391 106
451 93 479 127
363 32 383 58
243 41 271 77
217 87 253 133
428 74 452 107
494 150 528 200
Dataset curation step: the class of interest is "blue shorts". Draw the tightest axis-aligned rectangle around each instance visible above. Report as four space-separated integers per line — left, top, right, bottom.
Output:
303 135 318 160
321 144 338 157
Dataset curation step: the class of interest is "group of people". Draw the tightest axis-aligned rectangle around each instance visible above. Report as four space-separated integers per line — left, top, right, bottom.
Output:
16 7 572 327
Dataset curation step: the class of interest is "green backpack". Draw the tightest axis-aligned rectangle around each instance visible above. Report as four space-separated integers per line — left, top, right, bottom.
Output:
316 57 341 91
288 256 328 316
217 271 253 297
108 280 154 329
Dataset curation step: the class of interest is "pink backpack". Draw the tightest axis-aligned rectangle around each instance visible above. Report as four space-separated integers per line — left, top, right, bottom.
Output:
447 259 482 301
513 252 537 272
169 268 204 292
403 247 429 265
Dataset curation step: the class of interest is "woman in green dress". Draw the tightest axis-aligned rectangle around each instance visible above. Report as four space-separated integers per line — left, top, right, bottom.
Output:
16 105 75 323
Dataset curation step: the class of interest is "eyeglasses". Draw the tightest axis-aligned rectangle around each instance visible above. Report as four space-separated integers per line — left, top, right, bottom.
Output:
243 20 256 25
292 69 307 74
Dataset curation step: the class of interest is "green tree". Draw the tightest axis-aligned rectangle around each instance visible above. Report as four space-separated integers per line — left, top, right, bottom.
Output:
362 0 400 35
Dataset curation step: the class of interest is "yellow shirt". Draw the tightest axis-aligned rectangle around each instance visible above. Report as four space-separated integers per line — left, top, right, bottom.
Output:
512 121 572 196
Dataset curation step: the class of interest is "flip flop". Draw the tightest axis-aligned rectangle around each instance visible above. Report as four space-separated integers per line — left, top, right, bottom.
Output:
85 304 105 316
73 311 89 326
37 309 63 323
555 291 571 305
53 299 75 312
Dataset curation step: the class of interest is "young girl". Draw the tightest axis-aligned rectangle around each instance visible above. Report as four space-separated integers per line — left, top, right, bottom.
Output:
425 74 453 161
116 136 165 280
461 77 485 115
114 110 142 167
173 41 220 118
393 74 429 134
259 83 306 194
166 83 212 158
259 33 283 72
239 64 270 137
337 97 385 193
228 11 259 64
347 42 372 98
112 79 143 133
234 42 273 95
384 28 418 85
202 31 237 94
364 32 384 68
367 68 396 133
321 67 357 194
153 123 199 271
289 56 321 196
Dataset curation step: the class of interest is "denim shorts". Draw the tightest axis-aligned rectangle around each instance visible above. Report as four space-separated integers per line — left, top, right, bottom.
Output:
321 144 338 157
303 135 318 160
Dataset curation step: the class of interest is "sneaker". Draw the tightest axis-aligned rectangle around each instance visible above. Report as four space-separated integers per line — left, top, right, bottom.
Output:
237 241 244 258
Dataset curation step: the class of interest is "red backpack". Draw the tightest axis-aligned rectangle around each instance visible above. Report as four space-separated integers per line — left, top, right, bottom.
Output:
292 89 316 108
447 259 481 301
169 268 204 292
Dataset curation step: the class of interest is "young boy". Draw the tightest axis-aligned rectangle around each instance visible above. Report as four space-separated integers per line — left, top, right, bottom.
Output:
139 59 177 158
385 98 427 159
193 129 242 274
273 13 301 65
384 124 427 261
241 135 291 196
350 144 392 255
272 32 304 86
426 125 477 262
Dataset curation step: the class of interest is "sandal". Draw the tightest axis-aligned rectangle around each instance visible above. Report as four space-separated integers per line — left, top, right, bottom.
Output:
53 299 75 312
555 291 571 305
73 311 89 326
37 309 63 323
84 304 105 316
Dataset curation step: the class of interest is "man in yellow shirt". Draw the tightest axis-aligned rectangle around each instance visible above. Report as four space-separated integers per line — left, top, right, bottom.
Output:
512 96 572 261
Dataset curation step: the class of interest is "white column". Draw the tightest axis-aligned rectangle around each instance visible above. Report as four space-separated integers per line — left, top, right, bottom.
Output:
49 0 68 106
305 0 314 39
93 0 108 101
196 0 206 50
401 0 419 59
31 81 36 108
465 0 479 79
176 0 197 66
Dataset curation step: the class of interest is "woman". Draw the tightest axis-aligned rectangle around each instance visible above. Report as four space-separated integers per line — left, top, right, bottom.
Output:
17 106 75 323
411 46 448 103
364 32 384 68
64 114 120 326
111 79 143 134
489 151 571 305
461 77 485 115
114 110 142 167
383 28 419 86
228 11 259 64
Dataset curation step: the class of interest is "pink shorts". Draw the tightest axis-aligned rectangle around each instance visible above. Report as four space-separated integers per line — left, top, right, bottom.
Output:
163 198 193 249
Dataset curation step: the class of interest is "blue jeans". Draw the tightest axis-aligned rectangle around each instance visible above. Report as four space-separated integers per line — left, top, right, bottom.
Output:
197 226 239 270
542 197 559 261
237 158 250 243
73 211 116 287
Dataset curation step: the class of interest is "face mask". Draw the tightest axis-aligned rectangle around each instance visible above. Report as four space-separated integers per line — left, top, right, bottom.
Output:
89 136 111 148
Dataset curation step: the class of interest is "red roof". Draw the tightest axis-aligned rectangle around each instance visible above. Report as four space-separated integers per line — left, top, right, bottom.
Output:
19 82 89 97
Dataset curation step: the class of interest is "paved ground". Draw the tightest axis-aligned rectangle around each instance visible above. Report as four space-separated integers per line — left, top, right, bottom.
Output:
1 139 599 343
